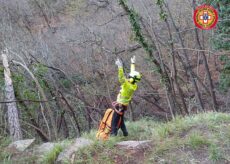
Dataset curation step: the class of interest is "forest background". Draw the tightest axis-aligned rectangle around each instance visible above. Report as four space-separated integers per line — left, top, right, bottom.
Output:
0 0 229 142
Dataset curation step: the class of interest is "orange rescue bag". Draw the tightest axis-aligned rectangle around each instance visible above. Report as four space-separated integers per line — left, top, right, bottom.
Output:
96 108 114 140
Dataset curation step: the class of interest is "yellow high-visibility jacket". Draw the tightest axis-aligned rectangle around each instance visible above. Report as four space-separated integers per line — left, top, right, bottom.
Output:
116 63 137 106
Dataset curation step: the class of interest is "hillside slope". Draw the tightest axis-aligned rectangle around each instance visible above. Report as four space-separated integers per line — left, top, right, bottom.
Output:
77 112 230 163
1 112 230 163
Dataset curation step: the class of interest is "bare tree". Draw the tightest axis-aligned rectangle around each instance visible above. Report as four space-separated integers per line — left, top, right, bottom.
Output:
192 0 218 112
2 49 22 141
164 2 205 112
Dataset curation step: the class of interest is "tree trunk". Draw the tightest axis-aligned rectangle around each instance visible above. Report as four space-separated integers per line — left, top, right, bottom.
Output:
194 28 218 111
164 15 188 115
192 1 218 112
58 91 81 136
2 49 22 141
165 3 205 112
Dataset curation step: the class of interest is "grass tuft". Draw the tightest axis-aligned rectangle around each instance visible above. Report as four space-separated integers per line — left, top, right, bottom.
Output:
42 144 63 164
156 124 170 139
208 144 223 161
0 137 12 163
187 132 210 149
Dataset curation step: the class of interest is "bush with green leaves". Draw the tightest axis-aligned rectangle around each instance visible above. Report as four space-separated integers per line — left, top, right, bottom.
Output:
219 55 230 92
210 0 230 92
212 0 230 50
200 0 230 92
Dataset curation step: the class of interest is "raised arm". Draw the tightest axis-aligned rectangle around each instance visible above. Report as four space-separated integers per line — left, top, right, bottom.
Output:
130 56 135 73
115 58 125 84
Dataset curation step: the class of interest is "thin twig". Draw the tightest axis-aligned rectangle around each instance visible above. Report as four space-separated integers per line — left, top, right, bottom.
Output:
174 48 216 55
0 97 56 103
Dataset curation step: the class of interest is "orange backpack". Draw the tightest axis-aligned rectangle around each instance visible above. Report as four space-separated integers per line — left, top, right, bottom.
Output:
96 108 115 140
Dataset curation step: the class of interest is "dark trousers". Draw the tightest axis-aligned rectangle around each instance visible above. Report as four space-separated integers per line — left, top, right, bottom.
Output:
111 104 128 136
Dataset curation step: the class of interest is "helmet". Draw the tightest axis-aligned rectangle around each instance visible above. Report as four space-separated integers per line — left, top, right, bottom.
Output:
129 71 141 83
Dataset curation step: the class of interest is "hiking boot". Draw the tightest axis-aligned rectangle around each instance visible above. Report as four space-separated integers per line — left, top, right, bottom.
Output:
123 131 128 137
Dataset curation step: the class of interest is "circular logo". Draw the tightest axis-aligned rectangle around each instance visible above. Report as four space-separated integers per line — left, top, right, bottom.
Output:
193 5 218 30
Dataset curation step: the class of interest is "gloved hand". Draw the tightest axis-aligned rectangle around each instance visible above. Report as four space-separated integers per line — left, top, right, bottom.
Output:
131 56 136 64
2 48 9 54
115 58 123 68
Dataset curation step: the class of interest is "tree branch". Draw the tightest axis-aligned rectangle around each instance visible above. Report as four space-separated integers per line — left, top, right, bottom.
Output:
0 97 56 104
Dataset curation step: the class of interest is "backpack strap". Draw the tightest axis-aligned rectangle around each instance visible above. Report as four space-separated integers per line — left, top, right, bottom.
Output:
114 108 123 115
112 101 124 115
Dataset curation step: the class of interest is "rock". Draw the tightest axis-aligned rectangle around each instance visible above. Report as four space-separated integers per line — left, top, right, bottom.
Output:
56 138 93 164
116 140 152 150
6 138 35 154
88 0 109 8
35 142 56 155
34 142 57 163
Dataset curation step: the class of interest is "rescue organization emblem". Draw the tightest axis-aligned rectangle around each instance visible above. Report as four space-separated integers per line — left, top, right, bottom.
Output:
193 4 218 30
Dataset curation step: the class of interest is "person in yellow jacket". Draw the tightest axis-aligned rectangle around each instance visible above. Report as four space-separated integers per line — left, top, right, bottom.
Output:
111 56 141 136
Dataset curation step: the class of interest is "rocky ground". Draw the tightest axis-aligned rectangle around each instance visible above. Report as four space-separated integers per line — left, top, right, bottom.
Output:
4 137 152 164
2 112 230 164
